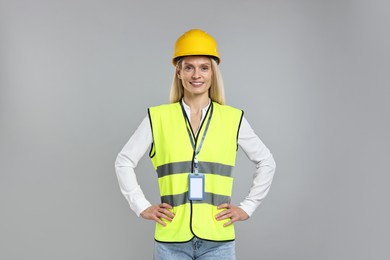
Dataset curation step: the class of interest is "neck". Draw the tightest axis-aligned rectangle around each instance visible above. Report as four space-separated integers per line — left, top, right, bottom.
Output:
183 94 210 113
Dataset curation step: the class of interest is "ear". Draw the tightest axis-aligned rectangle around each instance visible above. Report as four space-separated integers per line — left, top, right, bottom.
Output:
176 69 181 79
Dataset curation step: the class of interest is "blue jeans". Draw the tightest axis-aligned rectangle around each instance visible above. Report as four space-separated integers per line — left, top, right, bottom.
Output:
154 237 236 260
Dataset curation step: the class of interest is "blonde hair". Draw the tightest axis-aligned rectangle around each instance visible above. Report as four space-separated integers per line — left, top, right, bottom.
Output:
169 57 225 105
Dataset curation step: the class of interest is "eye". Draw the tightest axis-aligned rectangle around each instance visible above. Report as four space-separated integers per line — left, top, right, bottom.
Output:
184 66 193 72
201 66 209 72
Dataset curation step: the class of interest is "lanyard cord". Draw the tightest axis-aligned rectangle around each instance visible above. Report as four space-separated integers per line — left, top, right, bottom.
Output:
180 101 214 174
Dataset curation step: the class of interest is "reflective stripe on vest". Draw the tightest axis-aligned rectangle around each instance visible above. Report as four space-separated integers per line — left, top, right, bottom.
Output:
148 101 243 242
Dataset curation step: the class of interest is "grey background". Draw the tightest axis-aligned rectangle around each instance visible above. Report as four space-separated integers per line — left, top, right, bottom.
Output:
1 0 389 259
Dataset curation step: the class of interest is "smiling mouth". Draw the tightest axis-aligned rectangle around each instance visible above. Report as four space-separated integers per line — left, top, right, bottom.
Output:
191 82 203 87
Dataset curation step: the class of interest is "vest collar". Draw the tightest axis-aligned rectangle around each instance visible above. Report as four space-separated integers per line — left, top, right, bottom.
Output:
181 98 211 121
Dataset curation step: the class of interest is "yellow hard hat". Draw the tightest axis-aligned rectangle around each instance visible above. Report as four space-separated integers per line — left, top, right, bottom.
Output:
172 29 220 65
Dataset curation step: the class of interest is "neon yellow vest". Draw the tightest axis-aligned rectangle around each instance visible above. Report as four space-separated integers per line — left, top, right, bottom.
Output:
148 101 243 242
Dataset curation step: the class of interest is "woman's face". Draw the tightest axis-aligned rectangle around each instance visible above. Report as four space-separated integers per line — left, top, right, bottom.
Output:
177 56 213 98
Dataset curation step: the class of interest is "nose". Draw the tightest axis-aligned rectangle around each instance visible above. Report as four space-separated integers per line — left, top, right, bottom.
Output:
192 68 201 79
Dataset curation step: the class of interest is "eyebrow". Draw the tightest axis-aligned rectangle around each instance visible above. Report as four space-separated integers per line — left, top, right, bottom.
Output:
182 62 211 66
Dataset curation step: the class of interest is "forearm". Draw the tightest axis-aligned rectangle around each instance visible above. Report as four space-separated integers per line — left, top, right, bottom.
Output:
115 157 152 216
239 154 276 216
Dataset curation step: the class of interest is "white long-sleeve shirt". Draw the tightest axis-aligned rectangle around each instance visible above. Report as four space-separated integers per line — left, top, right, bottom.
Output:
115 101 276 217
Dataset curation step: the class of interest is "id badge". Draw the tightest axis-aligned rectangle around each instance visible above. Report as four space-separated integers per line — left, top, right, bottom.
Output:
188 173 204 201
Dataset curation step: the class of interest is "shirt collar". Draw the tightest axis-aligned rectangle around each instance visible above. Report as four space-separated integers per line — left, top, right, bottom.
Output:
181 98 211 115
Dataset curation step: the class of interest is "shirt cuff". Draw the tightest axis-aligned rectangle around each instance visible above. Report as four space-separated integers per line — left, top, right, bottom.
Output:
238 199 258 217
133 198 152 217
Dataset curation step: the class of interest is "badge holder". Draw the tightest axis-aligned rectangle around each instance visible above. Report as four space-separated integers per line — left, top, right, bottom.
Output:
188 173 204 201
188 156 204 201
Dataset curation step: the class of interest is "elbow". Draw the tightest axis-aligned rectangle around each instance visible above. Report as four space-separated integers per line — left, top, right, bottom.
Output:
270 153 276 170
115 151 137 170
256 153 276 170
114 152 124 170
268 154 276 176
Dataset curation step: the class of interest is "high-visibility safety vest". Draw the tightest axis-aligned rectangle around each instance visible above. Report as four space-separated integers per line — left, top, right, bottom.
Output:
148 101 243 242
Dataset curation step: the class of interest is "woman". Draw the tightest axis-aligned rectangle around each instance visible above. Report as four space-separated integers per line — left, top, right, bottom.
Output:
115 29 276 259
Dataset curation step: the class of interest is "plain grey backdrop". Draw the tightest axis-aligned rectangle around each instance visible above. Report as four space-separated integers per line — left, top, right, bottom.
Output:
1 0 389 259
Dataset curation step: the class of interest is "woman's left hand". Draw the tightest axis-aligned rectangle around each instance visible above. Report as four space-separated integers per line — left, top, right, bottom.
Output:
215 203 249 227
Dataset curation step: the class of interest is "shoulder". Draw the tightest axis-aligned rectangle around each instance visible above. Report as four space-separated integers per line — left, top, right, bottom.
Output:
148 102 180 113
213 102 244 116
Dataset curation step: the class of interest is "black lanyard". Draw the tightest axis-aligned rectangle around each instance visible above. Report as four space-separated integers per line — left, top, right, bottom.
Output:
180 101 214 174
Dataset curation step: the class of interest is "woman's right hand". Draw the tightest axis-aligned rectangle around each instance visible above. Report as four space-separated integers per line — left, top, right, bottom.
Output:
140 203 175 226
